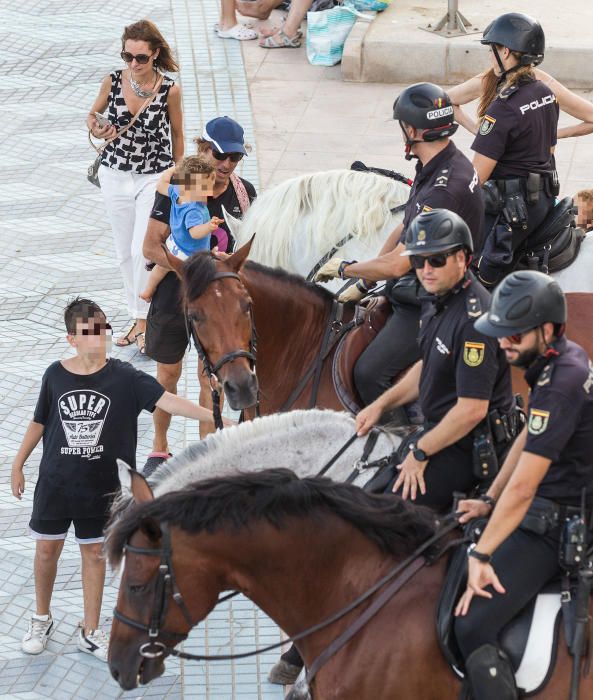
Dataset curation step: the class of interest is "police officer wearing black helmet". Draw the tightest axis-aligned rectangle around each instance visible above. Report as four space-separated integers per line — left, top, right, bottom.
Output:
472 13 559 287
453 271 593 700
356 209 513 512
315 83 484 412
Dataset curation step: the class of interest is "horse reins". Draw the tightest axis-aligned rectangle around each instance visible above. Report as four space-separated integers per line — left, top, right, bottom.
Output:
184 270 259 429
112 513 460 677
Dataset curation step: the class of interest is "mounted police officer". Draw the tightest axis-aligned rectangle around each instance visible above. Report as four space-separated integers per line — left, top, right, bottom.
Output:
315 83 484 413
356 209 514 512
454 271 593 700
472 13 559 287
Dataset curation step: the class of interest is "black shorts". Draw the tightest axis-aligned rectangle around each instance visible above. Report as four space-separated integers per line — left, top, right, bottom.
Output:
145 271 189 364
29 516 108 543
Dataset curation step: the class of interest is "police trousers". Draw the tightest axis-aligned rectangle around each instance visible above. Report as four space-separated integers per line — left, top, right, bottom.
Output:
454 524 561 659
353 302 422 406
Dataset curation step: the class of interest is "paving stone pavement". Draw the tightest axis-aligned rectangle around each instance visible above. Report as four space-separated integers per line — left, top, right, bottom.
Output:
0 1 282 698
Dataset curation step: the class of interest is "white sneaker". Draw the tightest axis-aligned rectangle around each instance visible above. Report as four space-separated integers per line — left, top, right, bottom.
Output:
22 614 53 654
78 627 109 662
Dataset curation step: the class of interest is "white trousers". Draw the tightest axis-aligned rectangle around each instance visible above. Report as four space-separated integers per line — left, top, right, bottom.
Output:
98 165 160 319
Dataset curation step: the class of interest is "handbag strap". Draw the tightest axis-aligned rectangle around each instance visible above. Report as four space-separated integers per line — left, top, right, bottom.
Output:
88 74 164 155
230 173 251 215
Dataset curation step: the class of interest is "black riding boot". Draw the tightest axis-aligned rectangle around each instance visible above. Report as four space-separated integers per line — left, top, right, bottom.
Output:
465 644 518 700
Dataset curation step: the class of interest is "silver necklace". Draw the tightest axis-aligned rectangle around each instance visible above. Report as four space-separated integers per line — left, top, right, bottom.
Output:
129 70 158 98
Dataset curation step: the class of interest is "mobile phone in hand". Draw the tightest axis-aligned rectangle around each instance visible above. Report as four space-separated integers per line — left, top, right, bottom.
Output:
94 112 112 129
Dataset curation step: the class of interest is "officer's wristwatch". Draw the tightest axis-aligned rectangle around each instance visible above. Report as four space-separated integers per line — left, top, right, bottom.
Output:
408 442 428 462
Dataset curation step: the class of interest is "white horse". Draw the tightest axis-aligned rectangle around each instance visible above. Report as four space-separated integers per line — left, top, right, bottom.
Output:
225 168 593 294
224 169 409 294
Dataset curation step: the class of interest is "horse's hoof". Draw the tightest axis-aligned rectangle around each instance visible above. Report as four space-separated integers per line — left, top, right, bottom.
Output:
267 659 303 685
286 680 311 700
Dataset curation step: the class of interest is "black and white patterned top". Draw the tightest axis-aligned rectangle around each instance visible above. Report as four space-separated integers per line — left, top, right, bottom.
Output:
100 70 174 174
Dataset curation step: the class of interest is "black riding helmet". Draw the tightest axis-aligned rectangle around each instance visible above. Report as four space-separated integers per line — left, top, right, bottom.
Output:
475 270 566 338
402 209 473 256
482 13 545 77
393 83 458 160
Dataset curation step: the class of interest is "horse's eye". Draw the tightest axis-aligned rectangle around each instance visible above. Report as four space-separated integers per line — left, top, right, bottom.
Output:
128 583 148 594
240 299 251 314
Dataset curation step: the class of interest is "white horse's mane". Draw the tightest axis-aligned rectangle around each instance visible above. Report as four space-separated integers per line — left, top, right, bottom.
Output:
234 169 409 269
151 410 361 497
140 410 404 504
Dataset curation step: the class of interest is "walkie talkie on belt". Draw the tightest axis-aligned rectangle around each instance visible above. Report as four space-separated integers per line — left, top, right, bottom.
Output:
559 488 593 700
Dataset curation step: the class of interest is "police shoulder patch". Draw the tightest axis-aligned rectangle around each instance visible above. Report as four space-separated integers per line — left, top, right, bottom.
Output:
528 408 550 435
479 115 496 136
463 341 485 367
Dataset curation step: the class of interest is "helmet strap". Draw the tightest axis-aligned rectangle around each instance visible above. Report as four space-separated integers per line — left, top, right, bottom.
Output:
491 44 523 85
399 122 420 161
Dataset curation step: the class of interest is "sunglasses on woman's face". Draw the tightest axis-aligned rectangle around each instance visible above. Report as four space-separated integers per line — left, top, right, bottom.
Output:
120 51 154 64
409 249 458 270
211 150 244 163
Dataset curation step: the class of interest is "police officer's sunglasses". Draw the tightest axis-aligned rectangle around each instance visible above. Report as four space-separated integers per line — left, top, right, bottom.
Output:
120 51 155 64
211 149 244 163
409 250 459 270
503 329 537 344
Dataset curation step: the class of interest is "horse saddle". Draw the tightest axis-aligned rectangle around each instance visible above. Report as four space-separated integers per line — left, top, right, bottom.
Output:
437 538 585 696
332 297 391 413
518 196 585 274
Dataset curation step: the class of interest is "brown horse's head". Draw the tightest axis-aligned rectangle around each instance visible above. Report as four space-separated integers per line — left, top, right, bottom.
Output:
107 467 220 690
167 238 259 410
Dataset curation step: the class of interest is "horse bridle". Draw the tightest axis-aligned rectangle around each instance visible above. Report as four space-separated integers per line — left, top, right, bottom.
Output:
185 270 259 429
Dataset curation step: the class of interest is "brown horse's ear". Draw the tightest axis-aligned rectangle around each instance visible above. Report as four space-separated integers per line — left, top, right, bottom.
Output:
140 517 162 542
118 459 154 504
227 234 255 272
161 243 185 279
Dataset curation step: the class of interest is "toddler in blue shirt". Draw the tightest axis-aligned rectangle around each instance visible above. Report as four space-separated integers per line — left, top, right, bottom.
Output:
141 156 223 301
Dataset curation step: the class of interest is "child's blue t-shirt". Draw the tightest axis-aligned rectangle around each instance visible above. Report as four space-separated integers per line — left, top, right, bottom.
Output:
168 185 211 256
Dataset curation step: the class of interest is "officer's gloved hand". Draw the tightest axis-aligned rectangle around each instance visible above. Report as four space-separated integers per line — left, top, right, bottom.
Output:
313 258 345 283
338 284 366 303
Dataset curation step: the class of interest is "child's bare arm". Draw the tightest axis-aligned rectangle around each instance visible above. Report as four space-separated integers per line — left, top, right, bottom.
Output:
11 421 45 499
155 392 235 427
189 217 224 239
156 166 176 196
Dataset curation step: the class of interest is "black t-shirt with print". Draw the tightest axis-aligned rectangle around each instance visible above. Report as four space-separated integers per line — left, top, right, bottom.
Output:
32 359 165 519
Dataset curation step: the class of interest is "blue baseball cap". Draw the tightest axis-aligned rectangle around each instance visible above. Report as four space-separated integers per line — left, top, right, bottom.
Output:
202 116 247 155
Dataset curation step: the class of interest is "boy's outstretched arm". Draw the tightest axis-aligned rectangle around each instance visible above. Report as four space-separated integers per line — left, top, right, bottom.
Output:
155 392 235 427
11 421 45 499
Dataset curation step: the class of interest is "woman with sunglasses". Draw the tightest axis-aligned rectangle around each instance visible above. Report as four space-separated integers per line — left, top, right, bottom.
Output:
86 20 183 354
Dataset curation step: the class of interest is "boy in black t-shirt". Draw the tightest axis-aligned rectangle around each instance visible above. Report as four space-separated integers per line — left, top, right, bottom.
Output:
10 298 230 661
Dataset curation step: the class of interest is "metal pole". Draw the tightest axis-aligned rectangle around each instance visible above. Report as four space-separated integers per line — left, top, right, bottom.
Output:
420 0 481 38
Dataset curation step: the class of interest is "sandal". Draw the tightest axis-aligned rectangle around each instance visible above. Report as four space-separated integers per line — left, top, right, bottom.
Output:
259 29 302 49
115 322 139 347
259 21 303 39
135 331 146 355
216 23 258 40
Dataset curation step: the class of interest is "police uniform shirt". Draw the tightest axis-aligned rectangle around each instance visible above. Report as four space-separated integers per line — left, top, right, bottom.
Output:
418 273 512 425
523 337 593 507
32 359 165 520
472 78 559 180
401 142 484 255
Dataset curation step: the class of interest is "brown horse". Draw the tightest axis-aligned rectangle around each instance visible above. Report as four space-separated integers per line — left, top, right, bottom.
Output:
168 238 346 413
167 240 593 415
106 468 592 698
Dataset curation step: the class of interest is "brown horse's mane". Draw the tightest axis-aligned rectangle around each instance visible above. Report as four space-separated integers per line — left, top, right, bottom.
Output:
106 468 436 568
180 252 335 306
